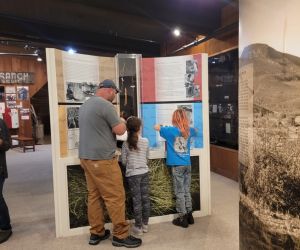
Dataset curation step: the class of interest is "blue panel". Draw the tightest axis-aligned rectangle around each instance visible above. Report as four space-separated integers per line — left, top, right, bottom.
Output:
141 104 157 148
193 103 203 148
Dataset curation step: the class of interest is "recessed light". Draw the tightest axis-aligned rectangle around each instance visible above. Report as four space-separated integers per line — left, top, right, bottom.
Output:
67 48 77 54
173 28 181 37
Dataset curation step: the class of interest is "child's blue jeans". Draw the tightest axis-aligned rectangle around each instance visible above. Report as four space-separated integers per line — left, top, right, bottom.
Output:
171 165 192 215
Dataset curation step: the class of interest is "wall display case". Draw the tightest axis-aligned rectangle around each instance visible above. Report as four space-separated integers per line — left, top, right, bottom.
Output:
46 49 210 237
208 49 238 149
116 54 140 118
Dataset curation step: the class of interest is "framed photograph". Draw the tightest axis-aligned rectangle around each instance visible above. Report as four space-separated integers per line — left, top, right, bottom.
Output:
66 82 98 102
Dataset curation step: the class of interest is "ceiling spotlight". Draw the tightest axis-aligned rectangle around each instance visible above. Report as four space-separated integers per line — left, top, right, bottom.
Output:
173 28 181 37
67 48 77 54
37 56 43 62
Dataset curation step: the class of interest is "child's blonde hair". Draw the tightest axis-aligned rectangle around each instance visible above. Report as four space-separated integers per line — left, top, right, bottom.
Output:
172 108 190 139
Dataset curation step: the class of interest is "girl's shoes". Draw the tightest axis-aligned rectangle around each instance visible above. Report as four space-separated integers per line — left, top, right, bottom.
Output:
131 225 143 236
142 224 148 233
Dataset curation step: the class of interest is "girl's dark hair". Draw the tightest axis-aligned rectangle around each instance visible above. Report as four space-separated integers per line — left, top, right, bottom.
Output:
126 116 142 151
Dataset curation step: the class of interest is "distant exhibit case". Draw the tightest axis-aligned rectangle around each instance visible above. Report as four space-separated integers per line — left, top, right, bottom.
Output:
46 49 211 237
208 49 239 181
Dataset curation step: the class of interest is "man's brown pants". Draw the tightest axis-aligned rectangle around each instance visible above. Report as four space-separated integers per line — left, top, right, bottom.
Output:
80 158 129 239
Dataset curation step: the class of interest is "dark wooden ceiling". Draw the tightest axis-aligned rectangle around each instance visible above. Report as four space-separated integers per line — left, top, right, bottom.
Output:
0 0 236 56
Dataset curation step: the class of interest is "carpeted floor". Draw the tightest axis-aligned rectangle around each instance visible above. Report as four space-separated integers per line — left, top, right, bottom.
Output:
2 145 239 249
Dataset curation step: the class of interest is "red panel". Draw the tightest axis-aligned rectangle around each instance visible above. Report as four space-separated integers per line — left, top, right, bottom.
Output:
141 58 156 102
3 108 12 128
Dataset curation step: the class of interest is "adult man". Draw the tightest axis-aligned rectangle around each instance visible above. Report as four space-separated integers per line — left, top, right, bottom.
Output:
79 79 142 248
0 118 12 244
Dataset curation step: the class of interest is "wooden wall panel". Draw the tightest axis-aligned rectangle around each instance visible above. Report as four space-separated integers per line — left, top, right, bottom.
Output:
185 34 238 57
58 105 68 157
166 4 238 57
29 61 47 97
221 3 238 28
0 57 12 71
55 50 65 103
210 144 238 181
99 56 116 83
0 55 47 138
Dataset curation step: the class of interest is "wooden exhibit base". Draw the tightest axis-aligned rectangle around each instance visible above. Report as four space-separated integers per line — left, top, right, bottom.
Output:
210 144 238 181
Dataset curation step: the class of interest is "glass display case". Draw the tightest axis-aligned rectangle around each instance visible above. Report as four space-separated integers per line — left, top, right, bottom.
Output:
209 49 238 149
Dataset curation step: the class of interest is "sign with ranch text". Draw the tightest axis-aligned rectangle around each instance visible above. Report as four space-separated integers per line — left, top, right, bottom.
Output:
0 72 35 84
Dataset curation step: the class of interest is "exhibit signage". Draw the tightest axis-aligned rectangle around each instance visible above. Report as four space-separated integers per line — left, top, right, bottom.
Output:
0 72 35 84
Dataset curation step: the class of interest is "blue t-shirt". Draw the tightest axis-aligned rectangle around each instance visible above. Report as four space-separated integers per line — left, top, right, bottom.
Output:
159 126 197 166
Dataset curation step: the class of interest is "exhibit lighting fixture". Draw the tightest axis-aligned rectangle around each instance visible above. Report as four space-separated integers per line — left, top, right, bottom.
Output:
67 48 77 54
37 56 43 62
173 28 181 37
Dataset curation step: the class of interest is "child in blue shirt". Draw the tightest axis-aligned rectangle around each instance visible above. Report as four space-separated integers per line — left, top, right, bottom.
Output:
154 108 197 228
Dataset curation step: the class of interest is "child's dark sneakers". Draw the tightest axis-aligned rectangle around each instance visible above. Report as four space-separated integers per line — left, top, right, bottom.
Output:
0 229 12 244
172 214 188 228
187 211 194 224
89 229 110 245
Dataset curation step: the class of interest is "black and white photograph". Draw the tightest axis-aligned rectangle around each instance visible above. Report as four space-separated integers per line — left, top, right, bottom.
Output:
67 106 79 129
239 1 300 248
186 59 198 74
17 86 29 100
67 106 80 149
6 101 17 109
68 129 79 150
66 81 98 102
5 93 16 101
185 59 200 98
5 86 16 94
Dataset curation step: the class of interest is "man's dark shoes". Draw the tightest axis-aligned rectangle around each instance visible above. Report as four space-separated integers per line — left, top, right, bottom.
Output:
172 214 189 228
187 211 194 224
89 229 110 245
112 235 142 248
0 229 12 244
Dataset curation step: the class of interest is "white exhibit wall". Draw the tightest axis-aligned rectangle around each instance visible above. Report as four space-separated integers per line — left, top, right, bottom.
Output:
46 48 211 237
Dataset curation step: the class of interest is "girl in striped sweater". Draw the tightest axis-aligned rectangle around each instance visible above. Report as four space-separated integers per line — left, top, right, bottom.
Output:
121 116 150 236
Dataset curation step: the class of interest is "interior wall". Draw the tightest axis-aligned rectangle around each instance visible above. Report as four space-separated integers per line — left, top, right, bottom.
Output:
239 0 300 249
0 55 47 137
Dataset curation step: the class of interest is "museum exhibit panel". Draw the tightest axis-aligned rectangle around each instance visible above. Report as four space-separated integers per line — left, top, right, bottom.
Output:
46 49 210 237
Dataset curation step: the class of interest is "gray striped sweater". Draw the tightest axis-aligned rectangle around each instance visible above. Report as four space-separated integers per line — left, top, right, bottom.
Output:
121 136 149 177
